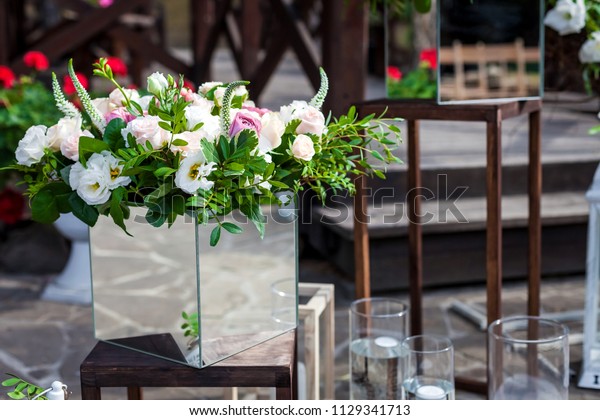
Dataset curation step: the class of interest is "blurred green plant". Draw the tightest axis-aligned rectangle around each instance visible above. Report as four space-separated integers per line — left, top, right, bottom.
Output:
0 77 62 189
1 374 48 400
386 63 436 99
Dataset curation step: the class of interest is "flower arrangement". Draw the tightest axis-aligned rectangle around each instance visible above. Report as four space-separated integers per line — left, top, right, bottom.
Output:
5 59 401 245
386 49 437 99
545 0 600 88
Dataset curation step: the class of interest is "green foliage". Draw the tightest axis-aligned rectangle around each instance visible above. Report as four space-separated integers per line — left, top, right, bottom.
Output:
387 64 436 99
181 311 199 339
1 374 48 400
0 79 62 188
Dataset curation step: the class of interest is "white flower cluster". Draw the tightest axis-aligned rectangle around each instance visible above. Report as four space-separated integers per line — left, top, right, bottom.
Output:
545 0 600 63
15 70 329 209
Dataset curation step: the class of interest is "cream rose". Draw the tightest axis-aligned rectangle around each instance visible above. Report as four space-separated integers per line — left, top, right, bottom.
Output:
91 97 113 116
109 88 140 108
15 125 50 167
170 130 203 155
47 116 82 152
259 112 285 152
296 106 326 137
291 134 315 161
121 115 169 149
61 129 92 162
579 31 600 63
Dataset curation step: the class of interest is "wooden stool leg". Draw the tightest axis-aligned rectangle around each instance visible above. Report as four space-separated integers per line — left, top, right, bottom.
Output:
407 119 423 336
127 386 143 400
81 385 101 400
528 110 542 316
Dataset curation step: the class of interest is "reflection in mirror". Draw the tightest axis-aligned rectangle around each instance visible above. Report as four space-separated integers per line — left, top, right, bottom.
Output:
438 0 543 103
385 3 437 99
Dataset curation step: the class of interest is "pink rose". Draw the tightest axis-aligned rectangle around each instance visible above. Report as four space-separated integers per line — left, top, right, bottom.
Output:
296 106 326 137
180 88 196 102
121 115 168 150
229 110 262 137
170 131 203 155
291 134 315 161
243 104 270 117
105 107 135 124
61 129 92 161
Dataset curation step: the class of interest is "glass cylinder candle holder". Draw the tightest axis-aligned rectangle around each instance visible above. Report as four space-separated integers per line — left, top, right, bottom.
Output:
488 316 569 400
349 297 409 400
401 335 455 400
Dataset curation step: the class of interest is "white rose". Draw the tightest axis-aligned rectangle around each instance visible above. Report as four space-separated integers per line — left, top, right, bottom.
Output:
279 100 309 125
69 153 111 205
198 81 223 95
137 95 154 111
101 150 131 189
175 152 217 194
147 72 169 96
259 112 285 152
291 134 315 162
184 105 220 141
579 31 600 63
170 130 203 155
544 0 586 35
15 125 50 167
296 106 326 137
60 128 92 162
109 88 140 108
92 97 114 116
121 115 168 150
47 116 82 152
190 95 214 112
213 87 226 107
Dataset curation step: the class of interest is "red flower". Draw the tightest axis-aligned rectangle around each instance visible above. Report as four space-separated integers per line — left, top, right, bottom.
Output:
183 79 195 90
105 56 128 77
63 72 89 95
387 66 402 81
0 188 25 225
0 65 16 88
419 49 437 69
23 51 49 71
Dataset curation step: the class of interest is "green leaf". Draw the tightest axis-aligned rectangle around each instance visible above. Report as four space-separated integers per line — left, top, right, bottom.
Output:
210 225 221 247
201 139 220 164
110 187 131 236
268 180 290 189
1 378 19 387
371 150 385 161
78 136 110 162
31 189 59 224
222 222 243 234
145 182 173 203
171 139 189 147
103 118 127 150
68 193 99 226
7 391 25 400
158 121 172 132
153 167 177 178
145 208 166 227
15 382 26 392
413 0 431 12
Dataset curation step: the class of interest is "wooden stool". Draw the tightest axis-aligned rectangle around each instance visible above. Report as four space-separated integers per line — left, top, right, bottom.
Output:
80 330 297 400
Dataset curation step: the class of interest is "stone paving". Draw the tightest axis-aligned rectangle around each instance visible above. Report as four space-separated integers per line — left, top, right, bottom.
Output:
1 51 600 400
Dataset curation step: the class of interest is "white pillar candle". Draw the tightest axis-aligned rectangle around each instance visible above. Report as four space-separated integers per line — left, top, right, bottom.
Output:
415 384 446 400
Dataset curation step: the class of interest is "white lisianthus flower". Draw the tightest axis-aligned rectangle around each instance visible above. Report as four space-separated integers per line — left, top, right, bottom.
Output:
291 134 316 161
198 81 223 96
184 105 221 141
544 0 586 35
61 129 92 162
101 151 131 189
280 100 309 125
579 31 600 63
69 153 112 205
121 115 169 149
109 88 140 108
137 95 154 111
47 116 82 152
147 72 169 96
15 125 50 167
259 112 285 152
175 152 217 194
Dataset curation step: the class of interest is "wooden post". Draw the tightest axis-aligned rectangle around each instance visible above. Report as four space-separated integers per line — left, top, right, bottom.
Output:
528 110 542 316
353 174 371 299
486 110 503 325
0 0 9 64
322 0 368 115
191 0 215 82
241 0 261 80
